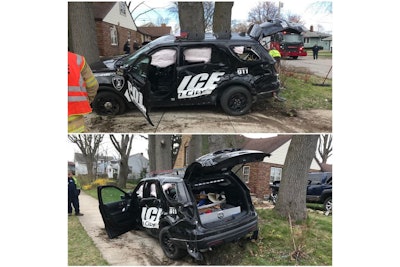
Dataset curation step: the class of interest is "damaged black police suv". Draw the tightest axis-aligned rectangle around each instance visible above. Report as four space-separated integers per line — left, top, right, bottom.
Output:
90 33 281 125
97 149 269 261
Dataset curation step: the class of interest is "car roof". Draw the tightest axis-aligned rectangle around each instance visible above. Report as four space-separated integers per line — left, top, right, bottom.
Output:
141 175 183 184
149 33 257 47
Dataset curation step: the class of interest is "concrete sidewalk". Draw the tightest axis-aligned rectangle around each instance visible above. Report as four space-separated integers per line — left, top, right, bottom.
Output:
75 191 191 265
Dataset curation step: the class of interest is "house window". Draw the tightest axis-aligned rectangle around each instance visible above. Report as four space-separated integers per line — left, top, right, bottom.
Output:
304 37 309 44
119 2 126 16
110 26 118 46
243 166 250 183
270 167 282 182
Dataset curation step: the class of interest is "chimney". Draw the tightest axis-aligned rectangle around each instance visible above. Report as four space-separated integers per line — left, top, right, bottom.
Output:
310 25 314 32
161 23 166 27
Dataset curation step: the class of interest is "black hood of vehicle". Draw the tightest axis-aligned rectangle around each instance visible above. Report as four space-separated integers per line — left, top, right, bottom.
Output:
90 54 129 73
183 148 269 182
248 19 307 40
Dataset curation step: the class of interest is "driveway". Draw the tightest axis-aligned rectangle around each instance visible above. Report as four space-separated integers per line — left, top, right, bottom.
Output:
76 191 193 265
85 107 331 133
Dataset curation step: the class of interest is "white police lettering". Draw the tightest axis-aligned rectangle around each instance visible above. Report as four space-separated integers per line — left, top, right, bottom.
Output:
141 207 162 228
125 81 146 114
177 72 225 99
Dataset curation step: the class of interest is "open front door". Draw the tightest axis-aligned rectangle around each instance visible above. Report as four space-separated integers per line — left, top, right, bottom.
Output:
119 54 154 126
97 185 140 238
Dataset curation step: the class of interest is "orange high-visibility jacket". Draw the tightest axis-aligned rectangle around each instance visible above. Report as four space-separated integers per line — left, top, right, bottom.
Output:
68 52 91 116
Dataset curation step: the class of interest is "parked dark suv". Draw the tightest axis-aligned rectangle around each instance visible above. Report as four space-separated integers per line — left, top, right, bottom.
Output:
97 149 268 261
269 172 332 213
90 33 281 125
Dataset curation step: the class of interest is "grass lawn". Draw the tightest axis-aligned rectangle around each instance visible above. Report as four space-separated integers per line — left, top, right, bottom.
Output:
68 215 108 266
205 208 332 265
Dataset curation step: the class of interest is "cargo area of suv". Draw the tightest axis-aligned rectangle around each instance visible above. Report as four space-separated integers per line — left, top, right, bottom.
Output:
190 173 251 227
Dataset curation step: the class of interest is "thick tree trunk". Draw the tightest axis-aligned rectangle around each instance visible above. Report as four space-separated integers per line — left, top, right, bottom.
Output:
148 135 156 172
86 158 95 181
187 135 203 164
213 2 233 39
275 135 319 221
68 2 99 64
178 2 205 40
148 135 173 173
118 154 129 188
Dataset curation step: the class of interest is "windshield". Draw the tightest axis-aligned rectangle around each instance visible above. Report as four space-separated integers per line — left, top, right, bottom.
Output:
119 35 176 68
282 33 303 43
120 45 151 68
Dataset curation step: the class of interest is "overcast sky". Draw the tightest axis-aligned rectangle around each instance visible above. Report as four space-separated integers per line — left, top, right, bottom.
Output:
131 0 332 33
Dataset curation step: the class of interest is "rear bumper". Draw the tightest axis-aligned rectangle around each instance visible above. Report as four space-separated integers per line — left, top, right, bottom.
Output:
188 217 258 250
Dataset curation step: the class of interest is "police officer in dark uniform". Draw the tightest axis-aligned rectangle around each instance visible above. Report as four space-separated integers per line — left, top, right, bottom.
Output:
68 171 83 216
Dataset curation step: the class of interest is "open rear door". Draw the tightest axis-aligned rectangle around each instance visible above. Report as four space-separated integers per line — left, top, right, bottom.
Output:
97 185 140 238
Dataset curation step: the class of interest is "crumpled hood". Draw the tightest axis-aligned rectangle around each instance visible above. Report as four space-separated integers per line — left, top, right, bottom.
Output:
90 54 129 73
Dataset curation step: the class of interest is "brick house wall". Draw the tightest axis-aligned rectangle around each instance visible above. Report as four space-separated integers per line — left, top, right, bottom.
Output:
95 21 142 57
246 162 289 199
246 162 269 199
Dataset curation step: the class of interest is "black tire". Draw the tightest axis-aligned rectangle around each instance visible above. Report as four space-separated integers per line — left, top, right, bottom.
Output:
323 196 332 213
292 56 298 59
159 226 187 260
92 91 126 115
220 86 252 116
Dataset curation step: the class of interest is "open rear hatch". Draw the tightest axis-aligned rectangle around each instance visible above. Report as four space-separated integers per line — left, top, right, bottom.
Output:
183 149 269 226
248 18 307 40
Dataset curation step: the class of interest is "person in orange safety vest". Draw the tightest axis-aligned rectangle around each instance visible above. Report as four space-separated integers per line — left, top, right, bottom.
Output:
68 51 99 132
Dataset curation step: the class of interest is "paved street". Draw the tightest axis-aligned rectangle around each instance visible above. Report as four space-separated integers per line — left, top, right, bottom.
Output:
283 54 332 79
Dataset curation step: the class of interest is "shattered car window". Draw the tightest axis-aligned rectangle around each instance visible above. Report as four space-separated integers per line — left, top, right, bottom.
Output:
150 49 176 68
183 47 212 64
231 46 261 61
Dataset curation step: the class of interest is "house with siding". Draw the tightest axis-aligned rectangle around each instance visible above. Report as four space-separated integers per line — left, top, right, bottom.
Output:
127 153 149 180
303 25 332 50
241 135 326 199
73 152 149 179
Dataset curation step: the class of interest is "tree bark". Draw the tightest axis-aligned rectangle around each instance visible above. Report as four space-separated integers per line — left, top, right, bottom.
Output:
213 2 233 39
275 135 319 221
178 2 205 40
110 134 133 188
148 135 173 173
187 135 203 164
68 2 99 64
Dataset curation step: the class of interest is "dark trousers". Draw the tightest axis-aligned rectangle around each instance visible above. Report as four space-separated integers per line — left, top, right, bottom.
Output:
68 194 80 214
313 51 318 59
